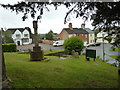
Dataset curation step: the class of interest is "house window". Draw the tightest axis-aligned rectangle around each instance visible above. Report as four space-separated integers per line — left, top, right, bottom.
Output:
90 34 92 37
24 34 28 37
85 35 87 38
16 34 21 38
91 40 92 43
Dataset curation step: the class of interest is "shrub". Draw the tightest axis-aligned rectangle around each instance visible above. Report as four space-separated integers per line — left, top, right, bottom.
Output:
2 43 17 52
63 37 84 55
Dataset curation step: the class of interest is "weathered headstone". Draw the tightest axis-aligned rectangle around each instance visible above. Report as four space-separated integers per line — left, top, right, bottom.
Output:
30 21 44 61
72 50 79 58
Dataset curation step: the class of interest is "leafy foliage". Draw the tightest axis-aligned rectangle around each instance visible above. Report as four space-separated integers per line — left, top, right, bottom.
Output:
0 2 63 21
2 43 17 52
2 30 14 43
64 37 84 55
64 2 120 47
45 30 54 40
104 36 112 43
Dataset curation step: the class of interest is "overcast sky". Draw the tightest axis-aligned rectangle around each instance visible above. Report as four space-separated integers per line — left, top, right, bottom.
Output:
0 0 94 34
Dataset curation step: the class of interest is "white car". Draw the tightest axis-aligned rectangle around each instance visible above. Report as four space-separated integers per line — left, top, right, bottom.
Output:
84 42 89 47
53 40 64 47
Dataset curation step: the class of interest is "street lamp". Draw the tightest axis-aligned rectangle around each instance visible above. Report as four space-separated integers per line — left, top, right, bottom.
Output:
102 33 105 62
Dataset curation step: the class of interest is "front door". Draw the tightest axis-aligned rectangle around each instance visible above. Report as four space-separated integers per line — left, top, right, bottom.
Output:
17 41 20 46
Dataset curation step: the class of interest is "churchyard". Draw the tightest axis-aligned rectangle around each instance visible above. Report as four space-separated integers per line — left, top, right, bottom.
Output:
4 49 118 88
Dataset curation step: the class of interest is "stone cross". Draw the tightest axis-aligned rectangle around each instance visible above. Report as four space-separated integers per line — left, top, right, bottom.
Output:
33 21 39 47
30 21 44 61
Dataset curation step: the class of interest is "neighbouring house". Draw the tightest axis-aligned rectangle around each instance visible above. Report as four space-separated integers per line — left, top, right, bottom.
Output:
7 27 32 45
60 23 95 45
53 33 60 40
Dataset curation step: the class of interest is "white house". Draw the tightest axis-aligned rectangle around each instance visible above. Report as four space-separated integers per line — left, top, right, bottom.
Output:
7 27 32 45
96 31 114 43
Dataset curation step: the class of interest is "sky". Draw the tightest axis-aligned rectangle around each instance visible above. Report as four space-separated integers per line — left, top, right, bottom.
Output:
0 0 94 34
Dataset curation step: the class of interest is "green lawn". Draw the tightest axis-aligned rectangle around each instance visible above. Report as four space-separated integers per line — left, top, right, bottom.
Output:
4 51 118 88
110 55 120 61
44 49 64 55
110 47 120 52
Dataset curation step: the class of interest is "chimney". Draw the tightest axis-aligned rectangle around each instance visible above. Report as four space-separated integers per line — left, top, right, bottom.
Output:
68 23 72 30
81 23 85 29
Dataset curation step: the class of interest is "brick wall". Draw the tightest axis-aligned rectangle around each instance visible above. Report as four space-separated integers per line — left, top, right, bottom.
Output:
76 34 88 42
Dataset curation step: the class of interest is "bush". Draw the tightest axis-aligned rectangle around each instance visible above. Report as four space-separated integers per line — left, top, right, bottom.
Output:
2 43 17 52
63 37 84 55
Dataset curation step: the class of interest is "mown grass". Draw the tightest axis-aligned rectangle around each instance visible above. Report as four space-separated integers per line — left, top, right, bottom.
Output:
44 49 64 55
4 52 118 88
110 55 120 61
110 47 120 52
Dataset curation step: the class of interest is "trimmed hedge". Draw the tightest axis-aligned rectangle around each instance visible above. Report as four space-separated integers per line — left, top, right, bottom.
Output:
2 43 17 52
63 37 84 55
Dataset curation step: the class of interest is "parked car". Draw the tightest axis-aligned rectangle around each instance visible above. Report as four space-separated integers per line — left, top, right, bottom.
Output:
84 42 89 47
53 40 64 47
87 43 101 47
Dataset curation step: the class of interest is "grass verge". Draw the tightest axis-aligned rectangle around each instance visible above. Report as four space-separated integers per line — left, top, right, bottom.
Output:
110 55 120 62
110 47 120 52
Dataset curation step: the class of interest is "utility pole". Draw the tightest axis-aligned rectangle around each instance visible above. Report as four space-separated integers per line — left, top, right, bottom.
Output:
102 33 105 62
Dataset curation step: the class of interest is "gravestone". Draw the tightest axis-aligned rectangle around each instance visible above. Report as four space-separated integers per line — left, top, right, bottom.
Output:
30 21 44 61
72 50 79 58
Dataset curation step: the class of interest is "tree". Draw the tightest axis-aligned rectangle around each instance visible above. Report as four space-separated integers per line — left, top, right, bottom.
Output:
63 2 120 47
38 34 45 40
0 29 12 88
45 30 54 40
64 37 84 55
2 30 14 43
104 36 112 43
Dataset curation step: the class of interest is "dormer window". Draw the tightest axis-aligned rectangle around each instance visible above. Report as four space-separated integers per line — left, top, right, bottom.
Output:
16 34 21 37
24 34 28 37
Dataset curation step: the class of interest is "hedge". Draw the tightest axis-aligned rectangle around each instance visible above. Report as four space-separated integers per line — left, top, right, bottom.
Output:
63 37 84 55
2 43 17 52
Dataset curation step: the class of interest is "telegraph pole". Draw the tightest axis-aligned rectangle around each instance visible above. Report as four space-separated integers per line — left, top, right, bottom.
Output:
102 33 105 62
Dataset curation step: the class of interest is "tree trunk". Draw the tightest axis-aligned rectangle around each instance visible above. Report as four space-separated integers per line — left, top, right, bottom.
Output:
0 30 11 89
2 51 7 82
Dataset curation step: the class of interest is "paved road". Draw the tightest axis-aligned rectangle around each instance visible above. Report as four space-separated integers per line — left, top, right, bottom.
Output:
87 43 120 66
17 43 64 51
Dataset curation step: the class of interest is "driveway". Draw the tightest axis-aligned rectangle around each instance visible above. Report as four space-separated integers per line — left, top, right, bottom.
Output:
17 43 64 51
87 43 119 66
